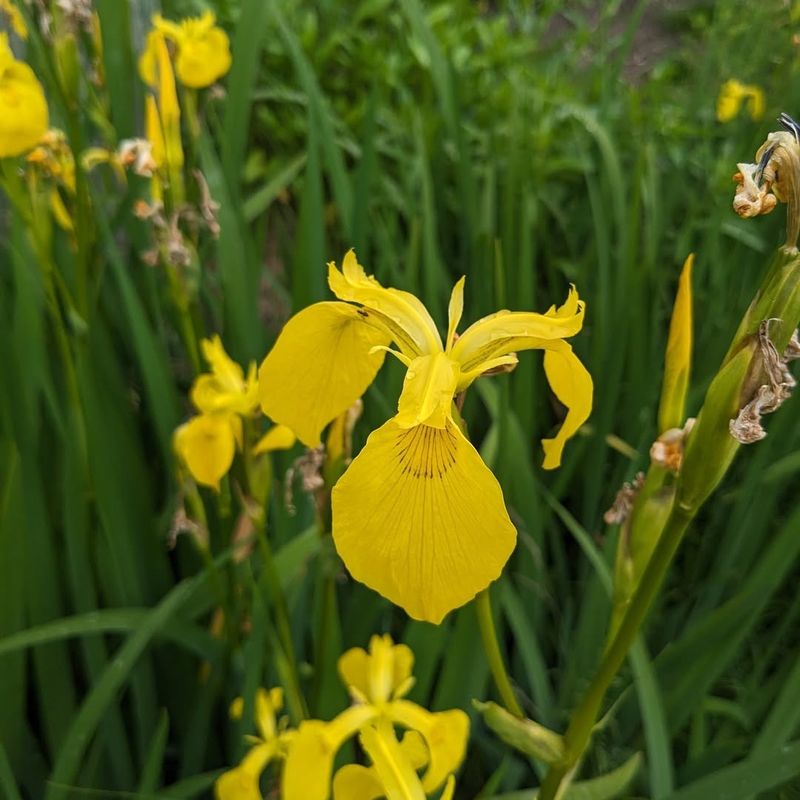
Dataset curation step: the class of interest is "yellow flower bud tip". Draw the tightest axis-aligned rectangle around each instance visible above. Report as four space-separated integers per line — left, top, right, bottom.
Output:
0 34 49 157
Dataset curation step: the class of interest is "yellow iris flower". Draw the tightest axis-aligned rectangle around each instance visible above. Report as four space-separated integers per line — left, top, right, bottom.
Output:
215 687 294 800
140 11 231 89
283 635 468 800
174 336 294 489
259 250 592 622
0 33 48 157
717 79 765 123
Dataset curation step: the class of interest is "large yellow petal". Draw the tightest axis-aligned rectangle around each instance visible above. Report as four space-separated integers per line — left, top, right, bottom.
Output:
332 418 517 624
389 703 469 793
328 250 443 357
173 413 239 490
259 302 390 447
333 764 384 800
540 340 593 470
214 742 275 800
451 285 585 374
395 353 460 429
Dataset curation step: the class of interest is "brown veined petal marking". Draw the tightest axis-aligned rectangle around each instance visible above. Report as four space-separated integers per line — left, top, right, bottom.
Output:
332 418 517 624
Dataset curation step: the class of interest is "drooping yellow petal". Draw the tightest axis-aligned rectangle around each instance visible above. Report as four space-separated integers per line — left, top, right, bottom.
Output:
214 742 275 800
446 277 465 351
259 301 389 447
252 424 296 455
389 703 469 793
359 721 426 800
395 352 460 429
173 413 239 490
328 250 443 357
451 285 585 375
332 417 517 624
658 254 693 434
540 340 593 470
254 686 283 741
283 707 377 800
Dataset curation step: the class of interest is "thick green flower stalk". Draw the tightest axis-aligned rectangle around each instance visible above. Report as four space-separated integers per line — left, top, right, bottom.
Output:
537 115 800 799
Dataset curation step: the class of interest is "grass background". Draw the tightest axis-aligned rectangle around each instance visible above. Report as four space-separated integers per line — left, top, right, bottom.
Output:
1 0 800 797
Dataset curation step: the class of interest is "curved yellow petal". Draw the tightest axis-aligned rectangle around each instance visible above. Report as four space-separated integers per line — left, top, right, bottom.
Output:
396 353 460 429
283 707 377 800
328 250 442 357
173 413 238 490
359 721 426 800
191 336 258 415
451 285 585 373
333 764 384 800
259 302 389 447
389 703 469 793
540 341 593 470
253 424 296 455
332 418 517 624
439 775 456 800
214 742 275 800
0 55 49 158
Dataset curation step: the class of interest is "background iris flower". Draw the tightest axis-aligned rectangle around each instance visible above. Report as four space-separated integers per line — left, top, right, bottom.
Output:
259 250 592 622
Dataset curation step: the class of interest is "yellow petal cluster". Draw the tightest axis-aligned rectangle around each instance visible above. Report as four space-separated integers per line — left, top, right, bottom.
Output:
259 249 592 622
141 11 231 89
283 635 467 799
215 688 294 800
174 336 293 490
717 79 765 123
0 33 48 157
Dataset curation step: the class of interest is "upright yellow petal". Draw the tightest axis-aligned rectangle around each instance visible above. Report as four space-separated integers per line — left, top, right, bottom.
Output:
451 285 585 374
338 635 415 704
446 277 465 351
359 721 426 800
439 775 456 800
389 703 469 792
328 250 443 357
395 352 460 429
259 302 389 447
540 341 593 470
173 413 238 490
332 417 517 624
658 254 693 434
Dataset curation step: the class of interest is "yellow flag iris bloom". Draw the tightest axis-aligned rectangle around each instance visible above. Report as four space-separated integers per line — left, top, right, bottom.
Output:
716 79 765 123
0 33 48 157
215 687 294 800
174 335 294 489
283 635 468 800
259 250 592 623
140 11 231 89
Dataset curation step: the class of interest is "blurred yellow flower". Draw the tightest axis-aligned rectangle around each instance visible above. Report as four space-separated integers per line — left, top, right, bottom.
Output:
717 79 765 123
26 129 76 231
283 635 467 800
174 336 291 490
141 11 231 89
215 687 294 800
0 33 48 157
0 0 27 39
259 250 592 623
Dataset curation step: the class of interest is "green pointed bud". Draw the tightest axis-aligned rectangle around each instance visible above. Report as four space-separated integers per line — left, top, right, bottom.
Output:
658 254 693 434
473 700 565 765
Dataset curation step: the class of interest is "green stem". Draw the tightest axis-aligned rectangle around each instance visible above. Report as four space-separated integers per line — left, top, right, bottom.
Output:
540 506 694 798
475 587 524 718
